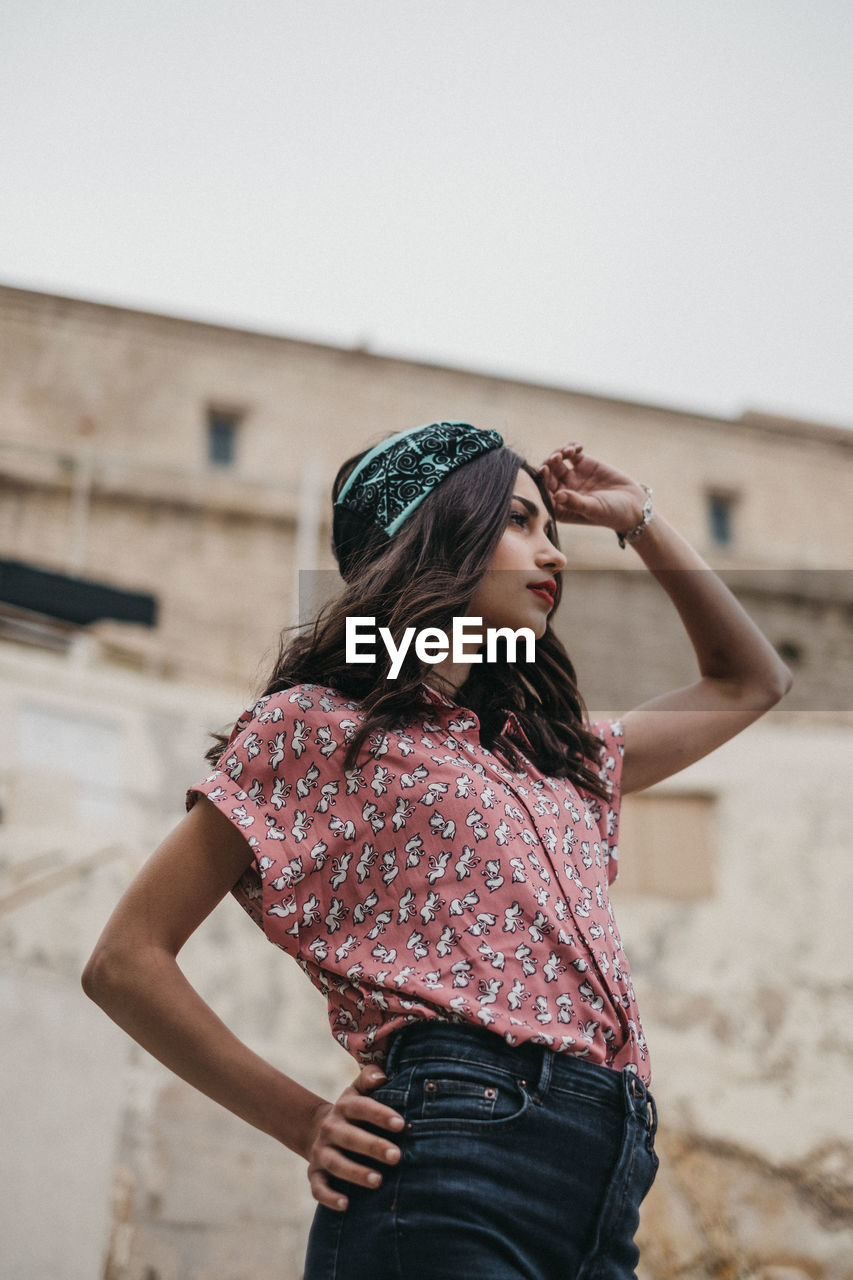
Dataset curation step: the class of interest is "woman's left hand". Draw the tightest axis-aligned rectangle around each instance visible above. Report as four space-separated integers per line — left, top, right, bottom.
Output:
539 443 649 532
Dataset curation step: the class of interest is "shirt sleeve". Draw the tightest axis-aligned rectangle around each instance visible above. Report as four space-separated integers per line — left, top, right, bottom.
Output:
582 718 625 885
185 690 336 951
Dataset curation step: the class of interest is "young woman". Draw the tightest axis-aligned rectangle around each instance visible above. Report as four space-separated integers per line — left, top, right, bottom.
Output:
82 421 792 1279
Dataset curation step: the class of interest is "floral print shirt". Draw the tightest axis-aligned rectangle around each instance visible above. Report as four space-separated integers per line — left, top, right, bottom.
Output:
186 682 649 1081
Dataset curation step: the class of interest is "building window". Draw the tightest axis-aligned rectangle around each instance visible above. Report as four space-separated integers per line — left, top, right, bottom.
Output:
612 791 717 899
207 409 240 467
776 638 803 665
707 491 735 546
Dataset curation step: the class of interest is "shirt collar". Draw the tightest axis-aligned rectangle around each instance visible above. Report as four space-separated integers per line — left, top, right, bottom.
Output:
502 709 533 748
418 683 533 749
419 682 460 710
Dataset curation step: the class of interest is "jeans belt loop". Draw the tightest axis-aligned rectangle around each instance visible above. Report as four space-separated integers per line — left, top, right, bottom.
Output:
624 1070 656 1137
384 1024 409 1077
530 1045 552 1103
624 1068 643 1117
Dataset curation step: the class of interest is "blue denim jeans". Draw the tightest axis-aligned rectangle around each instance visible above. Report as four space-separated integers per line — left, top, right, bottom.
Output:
303 1021 659 1280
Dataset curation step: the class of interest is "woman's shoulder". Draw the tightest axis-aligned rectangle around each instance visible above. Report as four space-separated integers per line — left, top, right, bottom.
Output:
584 717 625 748
234 683 364 734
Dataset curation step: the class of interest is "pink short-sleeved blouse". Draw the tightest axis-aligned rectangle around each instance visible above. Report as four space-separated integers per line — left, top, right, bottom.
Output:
186 682 650 1081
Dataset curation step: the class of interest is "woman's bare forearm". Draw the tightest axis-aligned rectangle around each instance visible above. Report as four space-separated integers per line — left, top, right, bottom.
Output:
82 943 324 1159
81 799 405 1212
629 511 793 696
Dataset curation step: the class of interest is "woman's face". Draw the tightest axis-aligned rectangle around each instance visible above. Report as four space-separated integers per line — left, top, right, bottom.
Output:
467 467 567 640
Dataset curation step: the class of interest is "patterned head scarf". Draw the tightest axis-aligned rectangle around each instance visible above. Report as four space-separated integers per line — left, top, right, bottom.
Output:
332 420 504 577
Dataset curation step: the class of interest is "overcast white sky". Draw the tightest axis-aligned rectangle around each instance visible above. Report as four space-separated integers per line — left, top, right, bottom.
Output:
2 0 852 427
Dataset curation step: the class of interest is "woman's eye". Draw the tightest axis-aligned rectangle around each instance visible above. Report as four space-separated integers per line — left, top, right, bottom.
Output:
509 510 529 528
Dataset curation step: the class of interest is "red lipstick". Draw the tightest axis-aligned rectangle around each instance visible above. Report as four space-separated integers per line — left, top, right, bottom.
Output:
527 579 556 605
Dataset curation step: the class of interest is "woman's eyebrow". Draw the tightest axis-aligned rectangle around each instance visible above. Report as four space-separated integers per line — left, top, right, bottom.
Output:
511 495 539 515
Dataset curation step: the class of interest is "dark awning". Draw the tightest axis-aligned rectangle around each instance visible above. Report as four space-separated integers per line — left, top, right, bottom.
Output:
0 559 157 627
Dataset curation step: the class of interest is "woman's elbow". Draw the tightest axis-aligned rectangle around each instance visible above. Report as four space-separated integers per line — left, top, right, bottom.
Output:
771 661 795 701
731 663 794 714
81 939 138 1008
757 661 795 707
81 943 112 1005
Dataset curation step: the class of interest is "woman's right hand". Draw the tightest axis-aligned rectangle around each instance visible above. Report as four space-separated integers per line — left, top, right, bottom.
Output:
306 1064 406 1211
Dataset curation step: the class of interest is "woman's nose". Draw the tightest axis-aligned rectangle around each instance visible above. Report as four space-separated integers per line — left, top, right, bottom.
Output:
537 539 567 571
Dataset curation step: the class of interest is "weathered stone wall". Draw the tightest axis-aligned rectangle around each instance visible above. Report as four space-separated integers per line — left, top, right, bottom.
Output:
556 568 853 717
3 640 852 1280
614 716 853 1279
0 640 353 1280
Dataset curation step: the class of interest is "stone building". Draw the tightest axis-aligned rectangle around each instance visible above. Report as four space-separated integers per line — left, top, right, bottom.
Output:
1 283 851 1279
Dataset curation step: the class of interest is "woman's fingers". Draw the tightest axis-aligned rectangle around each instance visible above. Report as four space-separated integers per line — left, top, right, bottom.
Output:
345 1065 405 1132
319 1141 394 1186
555 489 599 521
307 1119 401 1210
541 447 583 494
351 1064 388 1094
341 1091 405 1132
543 443 583 471
305 1071 405 1209
323 1101 404 1163
337 1070 405 1131
315 1095 402 1157
307 1166 349 1212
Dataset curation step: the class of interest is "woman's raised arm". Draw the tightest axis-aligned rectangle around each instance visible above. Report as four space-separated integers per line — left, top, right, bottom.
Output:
540 443 794 795
81 795 404 1211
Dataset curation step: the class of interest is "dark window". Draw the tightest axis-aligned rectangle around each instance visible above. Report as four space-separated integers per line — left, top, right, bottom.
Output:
207 410 240 467
707 492 735 546
776 639 803 664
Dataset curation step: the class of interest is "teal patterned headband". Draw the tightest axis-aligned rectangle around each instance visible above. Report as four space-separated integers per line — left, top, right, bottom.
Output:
332 420 504 575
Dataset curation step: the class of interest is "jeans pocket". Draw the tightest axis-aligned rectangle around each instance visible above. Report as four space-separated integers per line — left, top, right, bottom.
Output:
405 1062 531 1133
367 1076 409 1110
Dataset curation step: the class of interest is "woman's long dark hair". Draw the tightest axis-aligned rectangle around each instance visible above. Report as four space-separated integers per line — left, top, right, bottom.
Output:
206 436 612 802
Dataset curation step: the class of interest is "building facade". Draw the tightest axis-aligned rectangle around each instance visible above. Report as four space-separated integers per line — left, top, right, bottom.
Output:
1 283 851 1279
